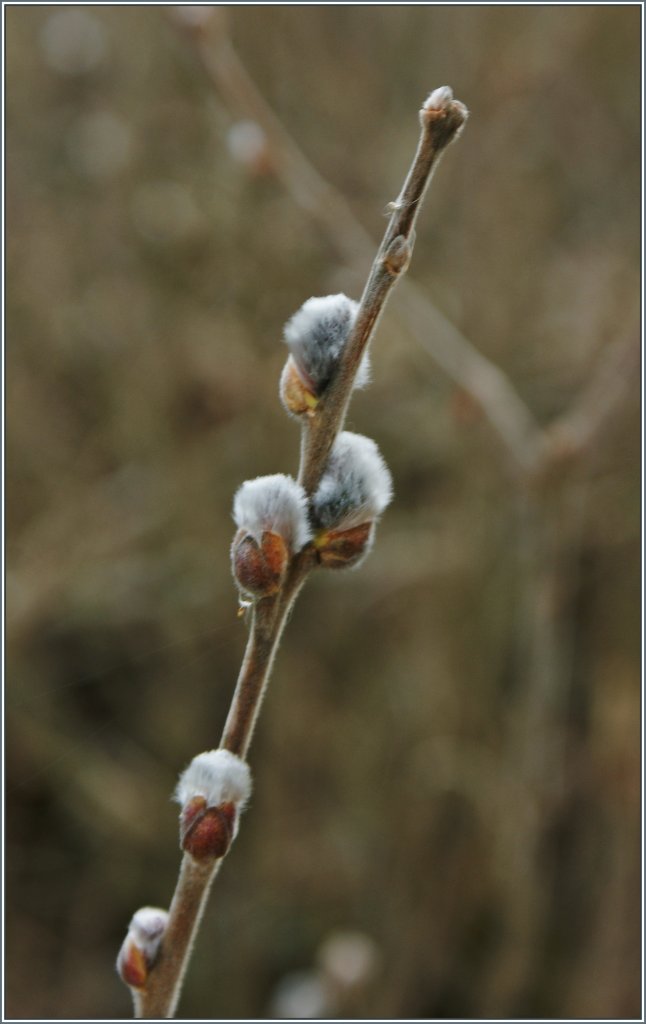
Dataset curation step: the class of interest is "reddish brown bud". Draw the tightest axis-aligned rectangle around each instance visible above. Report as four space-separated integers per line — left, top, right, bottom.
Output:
314 522 374 569
180 798 237 860
118 940 148 989
231 528 289 597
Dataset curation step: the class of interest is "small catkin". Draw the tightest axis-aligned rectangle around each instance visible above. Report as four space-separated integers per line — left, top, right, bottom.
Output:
283 294 370 394
312 432 393 531
175 749 252 810
116 907 169 989
233 474 312 552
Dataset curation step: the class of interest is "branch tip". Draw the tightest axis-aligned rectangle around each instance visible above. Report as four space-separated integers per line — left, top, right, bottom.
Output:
420 86 469 145
423 85 455 111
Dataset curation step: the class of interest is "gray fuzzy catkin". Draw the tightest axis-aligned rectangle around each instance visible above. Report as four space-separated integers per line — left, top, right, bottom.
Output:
312 432 393 530
283 294 370 392
232 474 312 551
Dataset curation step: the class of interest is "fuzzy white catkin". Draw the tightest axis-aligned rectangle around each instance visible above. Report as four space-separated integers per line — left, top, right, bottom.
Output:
312 432 393 529
175 749 252 809
233 474 312 551
283 294 370 391
129 907 168 954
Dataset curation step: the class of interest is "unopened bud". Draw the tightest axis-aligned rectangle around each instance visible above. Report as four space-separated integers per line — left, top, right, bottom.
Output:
175 750 252 860
312 432 393 569
420 85 469 144
280 294 370 417
231 475 311 597
116 906 168 990
383 234 412 277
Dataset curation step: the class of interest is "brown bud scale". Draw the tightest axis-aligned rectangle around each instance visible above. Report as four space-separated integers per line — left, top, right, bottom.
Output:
232 529 288 597
179 796 208 844
118 940 148 989
280 356 319 417
181 801 237 860
420 98 468 149
314 522 374 569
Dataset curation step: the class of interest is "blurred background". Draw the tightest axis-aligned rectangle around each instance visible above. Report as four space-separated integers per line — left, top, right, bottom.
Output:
5 5 641 1020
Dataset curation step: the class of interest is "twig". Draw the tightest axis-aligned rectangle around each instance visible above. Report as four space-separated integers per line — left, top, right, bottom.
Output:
220 555 313 757
122 84 468 1019
298 88 468 495
136 858 220 1018
537 328 641 476
395 278 543 472
183 8 375 260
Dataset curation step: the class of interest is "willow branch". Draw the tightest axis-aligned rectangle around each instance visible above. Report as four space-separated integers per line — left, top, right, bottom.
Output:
123 81 468 1019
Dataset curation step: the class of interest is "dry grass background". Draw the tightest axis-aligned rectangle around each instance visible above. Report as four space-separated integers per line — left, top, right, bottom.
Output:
5 5 641 1019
